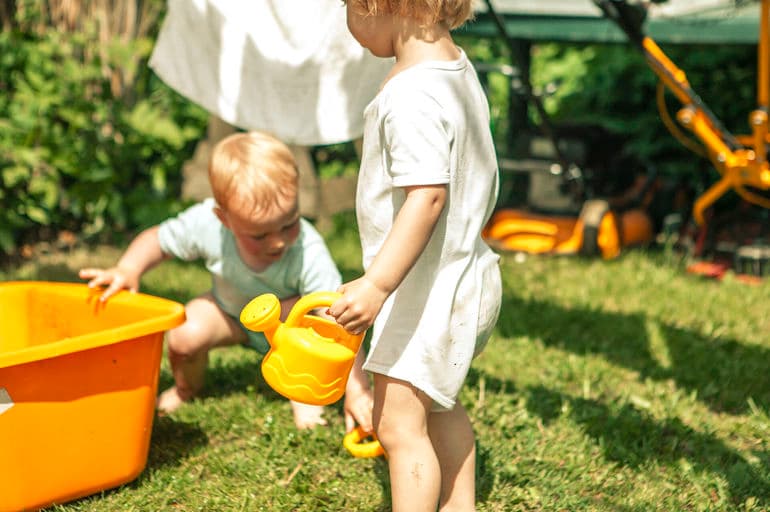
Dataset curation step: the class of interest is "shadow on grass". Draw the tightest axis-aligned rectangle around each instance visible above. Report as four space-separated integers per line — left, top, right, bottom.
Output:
475 440 496 505
370 458 392 512
146 415 210 470
525 384 770 505
496 292 770 415
157 345 287 404
466 366 518 396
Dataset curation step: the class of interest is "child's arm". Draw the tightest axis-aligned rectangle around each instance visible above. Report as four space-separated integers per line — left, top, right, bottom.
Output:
329 183 447 334
343 346 373 433
79 225 170 302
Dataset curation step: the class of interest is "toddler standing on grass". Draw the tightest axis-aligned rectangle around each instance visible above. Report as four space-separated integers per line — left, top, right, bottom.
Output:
80 130 373 432
329 1 503 510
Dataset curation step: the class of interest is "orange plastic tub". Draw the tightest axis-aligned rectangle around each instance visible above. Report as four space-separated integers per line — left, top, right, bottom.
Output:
0 281 185 512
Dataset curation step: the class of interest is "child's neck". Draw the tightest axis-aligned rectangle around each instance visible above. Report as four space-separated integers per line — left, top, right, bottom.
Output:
389 19 460 76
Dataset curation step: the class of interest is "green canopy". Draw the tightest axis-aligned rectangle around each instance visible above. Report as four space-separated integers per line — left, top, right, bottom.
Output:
461 0 760 45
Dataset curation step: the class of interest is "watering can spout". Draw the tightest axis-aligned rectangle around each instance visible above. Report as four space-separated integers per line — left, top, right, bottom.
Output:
239 294 282 346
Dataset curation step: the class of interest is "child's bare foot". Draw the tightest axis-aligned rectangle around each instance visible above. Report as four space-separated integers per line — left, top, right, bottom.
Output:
290 401 327 430
156 386 189 415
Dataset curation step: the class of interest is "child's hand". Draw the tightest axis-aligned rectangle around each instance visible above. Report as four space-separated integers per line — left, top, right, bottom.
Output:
328 276 388 335
344 380 374 434
78 266 140 302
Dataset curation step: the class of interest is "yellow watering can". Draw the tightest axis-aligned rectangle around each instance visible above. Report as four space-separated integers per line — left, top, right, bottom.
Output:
240 291 363 406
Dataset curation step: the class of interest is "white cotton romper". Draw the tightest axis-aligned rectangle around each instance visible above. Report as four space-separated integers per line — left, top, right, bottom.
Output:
357 49 503 411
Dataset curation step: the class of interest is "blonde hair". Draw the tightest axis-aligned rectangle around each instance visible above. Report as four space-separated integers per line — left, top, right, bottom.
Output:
350 0 474 30
208 131 298 217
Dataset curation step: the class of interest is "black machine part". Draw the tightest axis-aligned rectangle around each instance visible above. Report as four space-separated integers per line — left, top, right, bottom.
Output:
480 0 584 193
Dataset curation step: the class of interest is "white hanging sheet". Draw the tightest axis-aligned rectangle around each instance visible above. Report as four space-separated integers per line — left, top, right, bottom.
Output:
150 0 393 145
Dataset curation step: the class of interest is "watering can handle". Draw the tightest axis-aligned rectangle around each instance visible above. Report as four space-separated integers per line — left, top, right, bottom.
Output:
284 291 342 328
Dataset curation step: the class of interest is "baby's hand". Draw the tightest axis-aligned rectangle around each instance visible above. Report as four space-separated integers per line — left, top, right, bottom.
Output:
328 276 388 335
78 266 139 302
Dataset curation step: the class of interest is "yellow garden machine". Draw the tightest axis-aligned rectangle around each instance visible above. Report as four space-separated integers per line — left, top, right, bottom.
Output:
479 0 658 259
484 0 770 276
592 0 770 278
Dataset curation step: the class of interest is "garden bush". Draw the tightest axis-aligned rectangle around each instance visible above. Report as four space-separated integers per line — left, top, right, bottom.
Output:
0 1 207 255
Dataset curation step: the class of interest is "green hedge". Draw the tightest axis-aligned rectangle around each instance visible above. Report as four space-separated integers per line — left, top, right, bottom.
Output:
532 42 757 179
0 17 207 255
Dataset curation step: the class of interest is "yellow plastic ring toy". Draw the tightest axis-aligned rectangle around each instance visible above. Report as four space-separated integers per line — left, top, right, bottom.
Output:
343 426 385 458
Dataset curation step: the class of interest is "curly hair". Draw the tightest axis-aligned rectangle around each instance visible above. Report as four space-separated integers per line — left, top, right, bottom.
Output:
347 0 474 30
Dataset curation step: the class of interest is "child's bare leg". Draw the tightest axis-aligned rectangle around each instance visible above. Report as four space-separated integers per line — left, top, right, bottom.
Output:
156 341 208 413
373 374 441 512
429 402 476 511
290 401 327 430
157 293 245 413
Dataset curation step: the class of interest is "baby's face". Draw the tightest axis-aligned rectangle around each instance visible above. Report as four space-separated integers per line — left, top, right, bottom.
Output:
216 199 301 272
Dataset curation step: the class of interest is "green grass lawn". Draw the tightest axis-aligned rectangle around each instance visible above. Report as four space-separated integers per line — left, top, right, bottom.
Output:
3 214 770 511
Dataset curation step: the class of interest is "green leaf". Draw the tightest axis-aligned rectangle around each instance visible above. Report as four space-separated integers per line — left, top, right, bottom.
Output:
24 204 50 225
124 100 187 149
28 176 59 209
2 165 30 187
151 164 167 194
